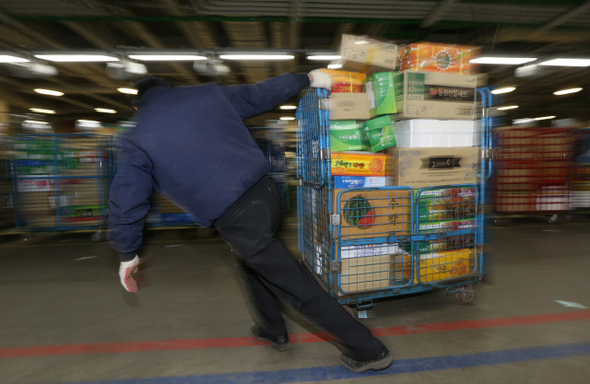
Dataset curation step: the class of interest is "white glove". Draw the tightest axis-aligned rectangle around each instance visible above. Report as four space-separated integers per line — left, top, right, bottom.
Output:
309 69 332 90
119 255 140 292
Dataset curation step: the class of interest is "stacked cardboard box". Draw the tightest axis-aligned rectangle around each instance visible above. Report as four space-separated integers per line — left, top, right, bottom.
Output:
321 35 481 293
328 35 398 151
13 136 111 229
397 42 480 75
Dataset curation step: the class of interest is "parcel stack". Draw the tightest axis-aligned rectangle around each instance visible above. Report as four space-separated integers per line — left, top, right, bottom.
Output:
297 34 485 303
11 134 112 233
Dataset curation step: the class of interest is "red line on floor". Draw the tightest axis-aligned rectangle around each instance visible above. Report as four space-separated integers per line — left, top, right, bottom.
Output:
1 310 589 359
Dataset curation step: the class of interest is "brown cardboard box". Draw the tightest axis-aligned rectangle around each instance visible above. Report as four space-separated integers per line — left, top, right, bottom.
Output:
388 147 480 189
340 255 391 293
333 188 411 240
23 209 57 228
18 191 54 212
339 34 398 74
328 93 371 121
391 70 477 120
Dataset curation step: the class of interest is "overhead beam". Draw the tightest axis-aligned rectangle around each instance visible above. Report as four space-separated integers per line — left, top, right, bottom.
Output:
159 0 207 49
115 20 198 82
536 0 590 32
62 21 116 49
158 0 240 84
421 0 459 28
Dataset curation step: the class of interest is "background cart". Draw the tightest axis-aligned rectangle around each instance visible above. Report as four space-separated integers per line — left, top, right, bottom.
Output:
8 133 113 242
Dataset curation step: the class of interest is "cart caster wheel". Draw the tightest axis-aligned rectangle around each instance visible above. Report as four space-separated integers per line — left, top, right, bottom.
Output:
91 231 105 242
21 234 34 243
455 286 475 305
548 214 559 224
493 217 508 226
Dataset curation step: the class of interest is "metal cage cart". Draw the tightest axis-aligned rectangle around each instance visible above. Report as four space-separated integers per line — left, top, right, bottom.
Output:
494 127 574 224
296 88 492 309
9 133 114 242
569 127 590 212
0 136 15 232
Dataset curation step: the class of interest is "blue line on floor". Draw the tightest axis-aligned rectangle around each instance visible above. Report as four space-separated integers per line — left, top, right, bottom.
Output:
56 341 590 384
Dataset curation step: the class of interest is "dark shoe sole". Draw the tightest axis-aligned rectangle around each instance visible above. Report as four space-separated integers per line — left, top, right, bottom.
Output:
251 327 291 352
339 351 395 373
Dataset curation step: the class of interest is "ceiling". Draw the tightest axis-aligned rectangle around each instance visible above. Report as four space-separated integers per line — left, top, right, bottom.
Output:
1 0 590 129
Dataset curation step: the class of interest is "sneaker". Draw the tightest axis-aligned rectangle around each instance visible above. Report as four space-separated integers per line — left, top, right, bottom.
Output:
250 324 291 352
339 346 394 373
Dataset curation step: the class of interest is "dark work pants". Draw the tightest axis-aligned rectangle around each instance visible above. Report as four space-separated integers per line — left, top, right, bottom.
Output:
214 176 383 360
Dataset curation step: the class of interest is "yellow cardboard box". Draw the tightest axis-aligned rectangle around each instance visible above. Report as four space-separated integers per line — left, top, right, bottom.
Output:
332 152 392 177
319 69 366 93
417 248 475 283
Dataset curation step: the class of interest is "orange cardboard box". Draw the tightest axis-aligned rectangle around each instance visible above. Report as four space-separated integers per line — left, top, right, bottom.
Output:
331 152 392 177
398 43 481 75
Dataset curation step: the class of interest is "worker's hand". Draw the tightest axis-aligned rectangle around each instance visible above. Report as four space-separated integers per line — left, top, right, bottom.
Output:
119 255 140 292
308 69 332 90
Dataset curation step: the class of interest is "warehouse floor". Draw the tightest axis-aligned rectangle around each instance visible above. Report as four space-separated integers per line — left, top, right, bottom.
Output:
1 213 590 384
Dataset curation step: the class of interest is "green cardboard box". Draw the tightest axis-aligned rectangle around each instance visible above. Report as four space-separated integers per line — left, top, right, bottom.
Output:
364 72 401 118
329 120 369 152
364 115 397 152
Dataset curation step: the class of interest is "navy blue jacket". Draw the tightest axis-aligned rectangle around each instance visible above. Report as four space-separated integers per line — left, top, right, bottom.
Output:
108 73 309 261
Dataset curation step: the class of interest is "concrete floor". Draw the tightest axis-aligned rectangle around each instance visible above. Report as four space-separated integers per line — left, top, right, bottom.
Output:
1 216 589 384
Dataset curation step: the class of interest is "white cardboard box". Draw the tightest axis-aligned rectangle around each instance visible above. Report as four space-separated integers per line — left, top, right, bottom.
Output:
393 119 476 147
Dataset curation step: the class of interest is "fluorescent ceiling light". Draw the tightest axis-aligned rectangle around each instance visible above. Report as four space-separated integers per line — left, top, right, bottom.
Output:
95 108 117 114
117 87 138 95
29 108 56 114
35 54 118 62
77 119 100 124
128 54 207 61
34 88 64 97
307 55 341 61
497 105 519 110
280 105 297 110
535 115 556 121
538 59 590 67
219 54 295 61
23 120 49 124
0 55 29 63
279 117 296 121
513 118 535 124
491 87 516 94
327 63 343 69
554 87 583 95
470 57 537 65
